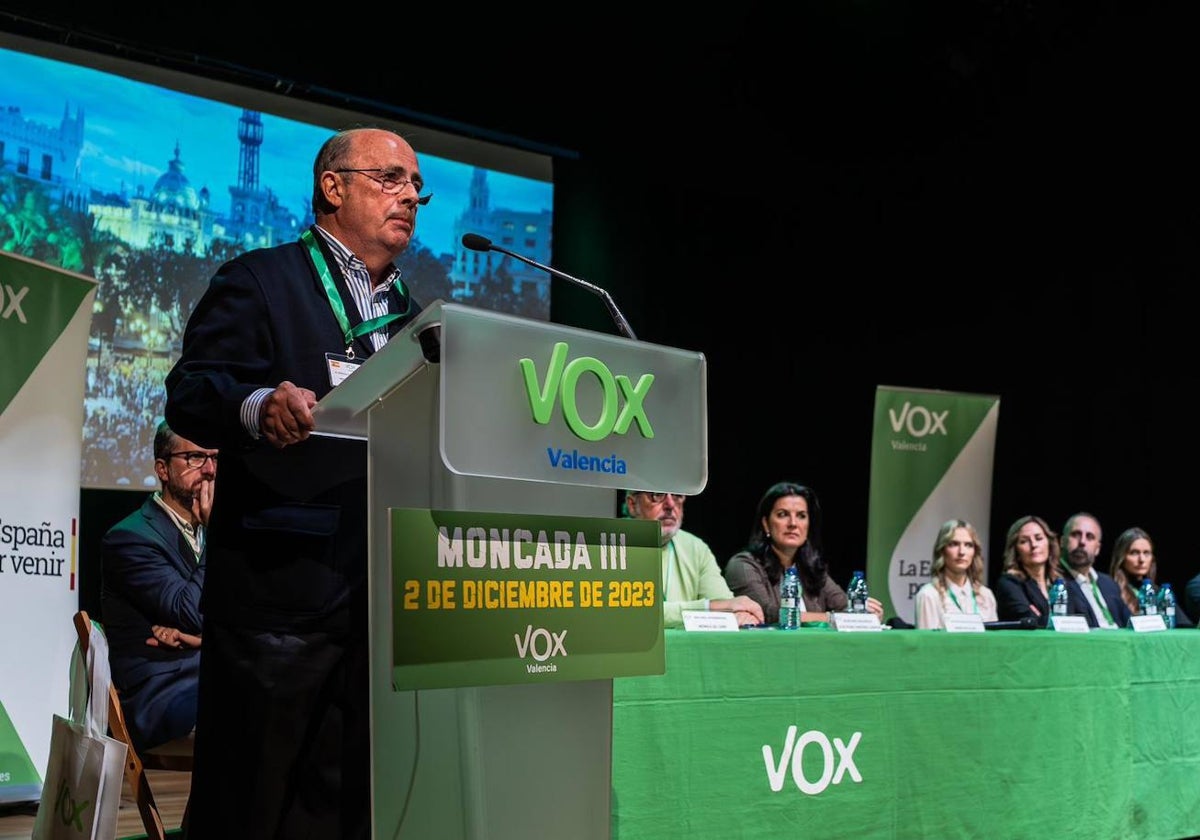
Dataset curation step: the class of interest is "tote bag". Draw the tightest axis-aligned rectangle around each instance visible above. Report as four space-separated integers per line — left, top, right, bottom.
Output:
31 618 128 840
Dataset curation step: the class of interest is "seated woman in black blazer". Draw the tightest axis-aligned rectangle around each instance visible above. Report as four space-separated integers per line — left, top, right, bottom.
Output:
994 514 1061 627
1109 526 1193 628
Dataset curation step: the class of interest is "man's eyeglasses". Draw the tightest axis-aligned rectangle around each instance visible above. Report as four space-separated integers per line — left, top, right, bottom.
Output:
637 492 686 504
334 168 432 206
168 451 219 468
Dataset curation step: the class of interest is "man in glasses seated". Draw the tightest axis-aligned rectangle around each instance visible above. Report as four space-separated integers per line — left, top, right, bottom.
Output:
101 419 214 753
624 490 764 627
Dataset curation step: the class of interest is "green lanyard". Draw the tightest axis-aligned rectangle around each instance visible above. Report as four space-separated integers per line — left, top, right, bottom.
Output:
1059 559 1115 625
1088 576 1115 625
946 581 978 614
300 229 408 355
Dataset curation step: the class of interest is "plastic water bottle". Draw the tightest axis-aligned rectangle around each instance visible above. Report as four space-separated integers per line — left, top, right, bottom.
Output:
1139 577 1158 616
1157 582 1176 628
848 570 868 613
779 566 801 630
1049 577 1069 618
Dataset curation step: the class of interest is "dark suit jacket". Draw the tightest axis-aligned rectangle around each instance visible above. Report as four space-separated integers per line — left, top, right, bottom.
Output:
994 573 1073 628
1176 573 1195 628
164 231 421 632
1169 586 1195 628
1166 582 1195 628
1063 570 1133 629
101 495 203 750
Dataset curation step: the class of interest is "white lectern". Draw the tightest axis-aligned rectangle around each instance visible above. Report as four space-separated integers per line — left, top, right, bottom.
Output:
314 302 707 839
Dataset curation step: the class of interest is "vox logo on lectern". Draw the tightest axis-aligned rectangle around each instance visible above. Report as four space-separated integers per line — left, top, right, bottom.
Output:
515 624 567 675
519 342 655 442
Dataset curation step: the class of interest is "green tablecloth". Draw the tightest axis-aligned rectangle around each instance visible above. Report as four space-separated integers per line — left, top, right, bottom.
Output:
612 628 1200 840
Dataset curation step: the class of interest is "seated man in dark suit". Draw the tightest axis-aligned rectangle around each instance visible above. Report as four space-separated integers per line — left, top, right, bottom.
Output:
1058 511 1131 629
101 419 214 752
1184 572 1200 627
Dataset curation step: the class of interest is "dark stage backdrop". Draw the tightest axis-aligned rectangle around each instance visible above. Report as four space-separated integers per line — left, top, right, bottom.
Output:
2 2 1197 616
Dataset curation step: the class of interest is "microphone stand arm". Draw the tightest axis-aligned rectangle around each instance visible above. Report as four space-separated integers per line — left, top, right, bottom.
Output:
490 244 637 340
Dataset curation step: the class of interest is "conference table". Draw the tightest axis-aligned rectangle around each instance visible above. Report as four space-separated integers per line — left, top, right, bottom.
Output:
611 627 1200 840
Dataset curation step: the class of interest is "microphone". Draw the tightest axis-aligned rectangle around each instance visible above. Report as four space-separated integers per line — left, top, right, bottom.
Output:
983 616 1040 631
461 233 637 340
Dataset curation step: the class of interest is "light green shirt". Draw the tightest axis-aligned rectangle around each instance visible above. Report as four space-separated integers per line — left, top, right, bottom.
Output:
661 529 733 628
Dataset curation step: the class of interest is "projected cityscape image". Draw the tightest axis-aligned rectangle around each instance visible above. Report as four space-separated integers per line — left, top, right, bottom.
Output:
0 43 554 488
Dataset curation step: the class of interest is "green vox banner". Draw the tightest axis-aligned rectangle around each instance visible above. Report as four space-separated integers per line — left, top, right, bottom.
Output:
865 385 1000 625
0 251 97 804
0 251 94 414
389 508 665 690
0 702 39 801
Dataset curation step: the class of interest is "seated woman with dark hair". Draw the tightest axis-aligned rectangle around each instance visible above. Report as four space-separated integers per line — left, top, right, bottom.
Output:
1109 526 1193 628
994 514 1062 627
724 481 883 625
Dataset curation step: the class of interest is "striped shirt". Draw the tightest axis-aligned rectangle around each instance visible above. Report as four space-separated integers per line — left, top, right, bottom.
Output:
312 225 401 353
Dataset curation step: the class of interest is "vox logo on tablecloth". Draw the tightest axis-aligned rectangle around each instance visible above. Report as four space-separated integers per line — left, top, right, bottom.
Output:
762 725 863 795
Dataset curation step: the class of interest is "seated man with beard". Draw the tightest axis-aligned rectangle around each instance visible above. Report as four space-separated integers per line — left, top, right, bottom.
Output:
101 419 213 752
1058 511 1131 630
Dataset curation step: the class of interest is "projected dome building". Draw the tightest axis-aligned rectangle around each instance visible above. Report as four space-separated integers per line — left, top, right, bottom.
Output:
88 142 212 253
0 102 300 256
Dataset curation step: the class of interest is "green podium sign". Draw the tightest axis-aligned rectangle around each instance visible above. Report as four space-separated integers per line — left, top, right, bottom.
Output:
389 508 663 690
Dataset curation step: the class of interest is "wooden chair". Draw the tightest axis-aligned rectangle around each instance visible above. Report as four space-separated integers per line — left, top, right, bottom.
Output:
73 610 193 840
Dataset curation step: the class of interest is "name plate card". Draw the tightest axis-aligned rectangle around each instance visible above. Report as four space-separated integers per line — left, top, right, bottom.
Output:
1130 614 1168 633
682 611 740 632
831 612 883 632
1050 615 1090 633
942 614 986 633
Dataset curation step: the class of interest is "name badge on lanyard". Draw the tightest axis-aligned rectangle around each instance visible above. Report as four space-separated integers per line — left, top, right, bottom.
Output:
301 228 409 386
325 352 362 387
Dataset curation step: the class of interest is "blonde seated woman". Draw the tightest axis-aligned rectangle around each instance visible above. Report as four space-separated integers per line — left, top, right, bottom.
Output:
912 519 999 629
